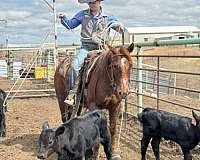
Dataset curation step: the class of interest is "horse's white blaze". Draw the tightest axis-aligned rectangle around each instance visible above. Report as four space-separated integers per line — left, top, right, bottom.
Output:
121 58 126 68
121 57 129 92
122 78 128 91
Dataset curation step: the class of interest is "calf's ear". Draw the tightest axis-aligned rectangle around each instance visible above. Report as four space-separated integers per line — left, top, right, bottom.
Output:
192 110 199 126
55 126 65 137
42 121 49 131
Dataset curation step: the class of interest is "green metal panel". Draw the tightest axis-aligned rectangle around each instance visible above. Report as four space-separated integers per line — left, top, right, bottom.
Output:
133 38 200 47
173 73 177 96
137 47 143 113
7 50 13 79
133 38 200 112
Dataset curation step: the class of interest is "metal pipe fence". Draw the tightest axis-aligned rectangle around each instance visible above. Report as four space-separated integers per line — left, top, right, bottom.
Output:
130 46 200 114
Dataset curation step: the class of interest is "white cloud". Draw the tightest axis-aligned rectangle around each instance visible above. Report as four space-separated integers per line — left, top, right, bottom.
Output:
0 10 32 20
1 0 200 45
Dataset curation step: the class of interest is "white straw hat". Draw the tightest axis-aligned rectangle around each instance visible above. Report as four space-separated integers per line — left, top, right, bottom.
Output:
78 0 103 3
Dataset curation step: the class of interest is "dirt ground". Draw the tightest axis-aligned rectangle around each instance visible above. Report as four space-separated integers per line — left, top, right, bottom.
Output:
0 98 61 160
0 46 200 160
0 97 200 160
0 97 138 160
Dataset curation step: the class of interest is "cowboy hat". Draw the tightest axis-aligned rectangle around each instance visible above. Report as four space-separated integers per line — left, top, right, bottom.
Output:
78 0 104 3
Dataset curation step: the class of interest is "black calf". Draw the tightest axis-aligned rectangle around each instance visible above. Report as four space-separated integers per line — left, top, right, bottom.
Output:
138 108 200 160
37 110 112 160
0 89 6 137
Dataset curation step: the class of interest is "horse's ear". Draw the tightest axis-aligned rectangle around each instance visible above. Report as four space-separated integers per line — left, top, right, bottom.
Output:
128 43 134 53
107 43 115 52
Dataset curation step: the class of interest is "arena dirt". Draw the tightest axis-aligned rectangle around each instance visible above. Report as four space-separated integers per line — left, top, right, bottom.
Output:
1 46 200 159
0 97 200 160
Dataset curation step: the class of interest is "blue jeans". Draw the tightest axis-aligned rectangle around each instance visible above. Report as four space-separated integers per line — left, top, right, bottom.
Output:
68 48 88 90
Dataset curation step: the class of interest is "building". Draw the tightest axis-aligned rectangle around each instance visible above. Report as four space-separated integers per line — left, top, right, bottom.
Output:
124 26 200 43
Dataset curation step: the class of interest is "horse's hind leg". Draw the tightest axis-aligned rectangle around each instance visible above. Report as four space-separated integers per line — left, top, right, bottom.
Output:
57 97 68 122
58 98 74 122
54 73 70 123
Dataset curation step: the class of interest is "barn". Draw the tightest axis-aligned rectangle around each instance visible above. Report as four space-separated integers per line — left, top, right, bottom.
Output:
124 26 200 43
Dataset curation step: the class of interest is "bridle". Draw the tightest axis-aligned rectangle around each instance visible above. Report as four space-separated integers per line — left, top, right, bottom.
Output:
105 52 131 100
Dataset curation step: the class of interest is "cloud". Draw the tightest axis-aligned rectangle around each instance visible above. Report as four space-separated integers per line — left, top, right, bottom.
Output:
1 0 200 45
0 10 32 20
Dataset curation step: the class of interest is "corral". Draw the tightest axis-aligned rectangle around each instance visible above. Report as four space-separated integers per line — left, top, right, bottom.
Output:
0 45 200 159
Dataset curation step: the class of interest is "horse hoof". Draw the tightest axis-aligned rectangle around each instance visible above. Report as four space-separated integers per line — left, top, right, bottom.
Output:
112 154 121 160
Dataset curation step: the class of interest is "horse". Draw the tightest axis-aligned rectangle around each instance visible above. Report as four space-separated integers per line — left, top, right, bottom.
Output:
54 43 134 158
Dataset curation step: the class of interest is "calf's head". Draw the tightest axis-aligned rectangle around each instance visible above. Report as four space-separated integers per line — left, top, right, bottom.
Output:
37 121 65 159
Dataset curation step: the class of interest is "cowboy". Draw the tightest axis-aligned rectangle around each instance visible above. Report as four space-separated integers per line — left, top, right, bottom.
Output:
57 0 124 106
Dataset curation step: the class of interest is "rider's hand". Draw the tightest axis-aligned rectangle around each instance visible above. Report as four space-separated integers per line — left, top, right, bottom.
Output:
57 12 65 18
118 23 125 33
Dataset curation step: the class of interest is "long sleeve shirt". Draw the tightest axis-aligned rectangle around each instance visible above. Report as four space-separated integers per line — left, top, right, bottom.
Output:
60 7 121 51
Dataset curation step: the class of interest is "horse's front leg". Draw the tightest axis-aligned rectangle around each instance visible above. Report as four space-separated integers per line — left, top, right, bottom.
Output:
109 105 121 160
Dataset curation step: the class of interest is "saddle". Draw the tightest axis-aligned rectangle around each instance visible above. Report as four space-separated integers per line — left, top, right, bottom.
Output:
58 50 101 117
77 50 102 104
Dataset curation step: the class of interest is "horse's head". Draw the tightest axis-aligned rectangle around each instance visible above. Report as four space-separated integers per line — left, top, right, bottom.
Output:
107 43 134 99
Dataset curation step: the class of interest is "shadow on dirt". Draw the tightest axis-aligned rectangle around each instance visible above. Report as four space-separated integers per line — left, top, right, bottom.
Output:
0 133 57 159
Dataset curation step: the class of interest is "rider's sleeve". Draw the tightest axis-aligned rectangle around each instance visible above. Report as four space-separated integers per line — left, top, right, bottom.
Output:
61 10 84 29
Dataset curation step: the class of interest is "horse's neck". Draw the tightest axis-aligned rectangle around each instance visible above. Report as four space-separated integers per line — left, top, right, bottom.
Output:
97 52 111 83
87 52 114 101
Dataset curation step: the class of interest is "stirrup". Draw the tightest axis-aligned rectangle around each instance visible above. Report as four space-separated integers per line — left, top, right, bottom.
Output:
64 91 76 106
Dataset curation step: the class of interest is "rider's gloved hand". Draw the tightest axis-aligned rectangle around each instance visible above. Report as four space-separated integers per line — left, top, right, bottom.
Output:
57 12 65 18
118 23 125 33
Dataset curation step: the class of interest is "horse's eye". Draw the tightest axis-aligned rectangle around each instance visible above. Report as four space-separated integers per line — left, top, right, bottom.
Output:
48 139 53 145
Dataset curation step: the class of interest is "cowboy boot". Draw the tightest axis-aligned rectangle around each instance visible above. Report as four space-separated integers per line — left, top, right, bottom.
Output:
64 77 80 106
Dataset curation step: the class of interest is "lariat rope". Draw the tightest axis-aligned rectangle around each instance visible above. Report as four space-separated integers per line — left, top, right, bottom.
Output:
3 24 54 107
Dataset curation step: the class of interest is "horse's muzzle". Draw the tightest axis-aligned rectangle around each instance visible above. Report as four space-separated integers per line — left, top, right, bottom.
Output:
117 90 128 99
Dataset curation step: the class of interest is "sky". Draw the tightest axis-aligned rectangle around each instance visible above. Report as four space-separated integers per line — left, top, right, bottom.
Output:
0 0 200 46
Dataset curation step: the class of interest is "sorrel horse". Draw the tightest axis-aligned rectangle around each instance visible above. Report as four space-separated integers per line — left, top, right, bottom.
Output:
54 43 134 156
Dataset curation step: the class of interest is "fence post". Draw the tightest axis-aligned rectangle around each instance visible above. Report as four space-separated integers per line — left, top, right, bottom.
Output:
173 73 177 96
7 50 13 79
137 46 143 113
199 79 200 100
156 57 160 109
145 70 148 91
47 49 51 81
